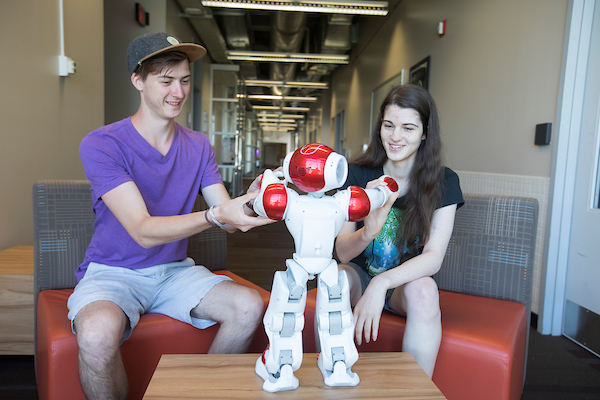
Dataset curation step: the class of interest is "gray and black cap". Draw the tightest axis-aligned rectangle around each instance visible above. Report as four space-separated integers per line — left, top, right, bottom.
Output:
126 32 207 75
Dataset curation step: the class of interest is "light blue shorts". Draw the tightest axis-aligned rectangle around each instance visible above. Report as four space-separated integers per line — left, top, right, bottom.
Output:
344 261 405 316
67 257 232 343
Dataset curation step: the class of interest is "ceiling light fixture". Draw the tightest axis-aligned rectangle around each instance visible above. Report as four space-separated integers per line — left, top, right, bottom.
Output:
201 0 388 16
258 117 296 124
248 94 318 102
256 113 305 119
261 123 296 127
252 105 311 112
262 126 296 132
227 51 348 64
258 118 296 124
244 79 328 89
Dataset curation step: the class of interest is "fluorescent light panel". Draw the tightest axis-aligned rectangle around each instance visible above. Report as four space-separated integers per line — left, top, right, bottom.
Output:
201 0 388 15
256 113 305 119
258 118 296 124
252 105 310 111
261 125 297 130
248 94 317 102
245 79 328 89
262 126 295 131
227 51 348 64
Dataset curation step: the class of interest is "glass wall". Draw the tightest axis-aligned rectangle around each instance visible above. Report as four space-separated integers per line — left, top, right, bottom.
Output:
210 65 242 196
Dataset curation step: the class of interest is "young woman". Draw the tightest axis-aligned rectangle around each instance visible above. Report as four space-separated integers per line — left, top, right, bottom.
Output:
336 84 463 378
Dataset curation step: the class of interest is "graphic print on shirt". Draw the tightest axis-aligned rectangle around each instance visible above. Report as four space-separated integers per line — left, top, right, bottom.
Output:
364 207 408 276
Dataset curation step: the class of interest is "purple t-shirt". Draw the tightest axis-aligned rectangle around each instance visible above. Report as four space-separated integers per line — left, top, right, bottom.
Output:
76 117 222 281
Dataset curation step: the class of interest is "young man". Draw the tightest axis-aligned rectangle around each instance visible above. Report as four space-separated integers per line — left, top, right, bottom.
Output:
67 32 275 400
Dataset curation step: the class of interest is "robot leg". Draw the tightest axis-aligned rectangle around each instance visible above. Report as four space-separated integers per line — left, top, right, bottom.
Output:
316 262 360 387
255 261 308 392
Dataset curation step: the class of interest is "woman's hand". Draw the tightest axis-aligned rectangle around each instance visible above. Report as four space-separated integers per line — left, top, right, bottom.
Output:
353 276 388 345
362 179 399 239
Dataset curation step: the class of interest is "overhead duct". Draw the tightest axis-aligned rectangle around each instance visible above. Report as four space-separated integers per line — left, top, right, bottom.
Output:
270 12 306 96
268 13 354 94
218 10 257 79
323 14 353 51
176 0 231 64
304 14 353 79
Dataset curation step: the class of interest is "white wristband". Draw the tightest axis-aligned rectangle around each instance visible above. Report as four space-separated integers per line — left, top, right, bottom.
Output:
208 205 226 228
204 209 216 227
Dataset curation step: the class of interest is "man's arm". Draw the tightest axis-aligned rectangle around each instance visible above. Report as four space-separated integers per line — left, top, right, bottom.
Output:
102 181 275 248
202 182 276 233
101 181 212 248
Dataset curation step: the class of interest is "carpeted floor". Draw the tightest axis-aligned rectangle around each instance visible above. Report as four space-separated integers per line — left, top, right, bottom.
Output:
522 327 600 400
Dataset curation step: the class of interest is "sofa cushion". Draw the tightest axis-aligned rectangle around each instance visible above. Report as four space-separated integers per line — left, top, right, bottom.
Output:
303 288 526 400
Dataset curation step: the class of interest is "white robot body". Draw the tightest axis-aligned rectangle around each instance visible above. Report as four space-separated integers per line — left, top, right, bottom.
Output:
285 196 344 272
252 144 397 392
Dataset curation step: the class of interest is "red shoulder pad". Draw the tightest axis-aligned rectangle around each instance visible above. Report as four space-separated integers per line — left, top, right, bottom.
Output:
263 183 288 220
348 186 371 222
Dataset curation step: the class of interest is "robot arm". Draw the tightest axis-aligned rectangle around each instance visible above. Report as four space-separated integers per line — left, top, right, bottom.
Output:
335 175 398 222
252 169 290 221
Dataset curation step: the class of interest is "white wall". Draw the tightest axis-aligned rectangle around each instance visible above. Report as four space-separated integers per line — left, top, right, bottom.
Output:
104 0 167 125
327 0 568 314
331 0 567 178
0 0 208 251
0 0 104 250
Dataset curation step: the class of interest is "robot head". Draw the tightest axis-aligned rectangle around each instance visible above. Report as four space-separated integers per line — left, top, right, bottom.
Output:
283 143 348 193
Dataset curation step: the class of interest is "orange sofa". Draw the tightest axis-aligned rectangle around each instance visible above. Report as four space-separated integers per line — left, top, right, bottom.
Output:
36 271 269 400
303 194 538 400
33 181 269 400
34 182 537 400
303 288 527 400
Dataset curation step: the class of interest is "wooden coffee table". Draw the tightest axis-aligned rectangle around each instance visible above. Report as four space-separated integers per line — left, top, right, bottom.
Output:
0 245 34 355
143 352 446 399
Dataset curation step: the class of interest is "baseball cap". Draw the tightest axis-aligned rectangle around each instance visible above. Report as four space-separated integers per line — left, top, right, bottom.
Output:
126 32 207 75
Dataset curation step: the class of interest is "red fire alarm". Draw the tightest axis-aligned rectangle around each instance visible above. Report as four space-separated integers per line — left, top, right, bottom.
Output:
438 19 447 37
136 3 149 26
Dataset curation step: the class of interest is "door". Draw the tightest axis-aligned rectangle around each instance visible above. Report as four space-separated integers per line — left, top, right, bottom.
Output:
563 1 600 356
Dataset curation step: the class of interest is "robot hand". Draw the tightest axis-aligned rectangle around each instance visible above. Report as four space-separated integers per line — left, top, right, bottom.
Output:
252 169 289 220
340 175 398 222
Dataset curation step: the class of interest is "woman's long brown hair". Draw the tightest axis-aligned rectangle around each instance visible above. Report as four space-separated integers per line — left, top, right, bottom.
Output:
350 84 444 255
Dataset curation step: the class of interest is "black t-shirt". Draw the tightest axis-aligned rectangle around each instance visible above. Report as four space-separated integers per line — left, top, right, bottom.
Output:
341 165 464 276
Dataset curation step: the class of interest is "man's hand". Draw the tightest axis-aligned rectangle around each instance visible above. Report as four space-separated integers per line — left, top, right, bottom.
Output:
211 190 277 233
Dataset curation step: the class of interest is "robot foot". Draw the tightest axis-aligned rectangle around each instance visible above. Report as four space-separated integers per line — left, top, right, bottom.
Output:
317 353 360 387
255 357 299 392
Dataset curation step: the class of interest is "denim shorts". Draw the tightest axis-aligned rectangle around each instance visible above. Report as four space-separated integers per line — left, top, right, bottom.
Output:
67 257 232 343
343 261 405 316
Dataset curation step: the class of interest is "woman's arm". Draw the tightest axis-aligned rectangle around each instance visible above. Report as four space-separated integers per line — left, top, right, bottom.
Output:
335 180 399 263
371 203 457 289
352 203 458 345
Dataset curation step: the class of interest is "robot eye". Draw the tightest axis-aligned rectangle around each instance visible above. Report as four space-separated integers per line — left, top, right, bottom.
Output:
296 166 311 177
335 160 345 185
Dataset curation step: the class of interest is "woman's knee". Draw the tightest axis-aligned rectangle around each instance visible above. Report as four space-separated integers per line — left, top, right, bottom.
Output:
403 277 440 316
338 264 362 306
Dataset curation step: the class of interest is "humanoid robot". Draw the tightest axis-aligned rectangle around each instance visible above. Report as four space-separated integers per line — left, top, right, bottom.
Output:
251 143 398 392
